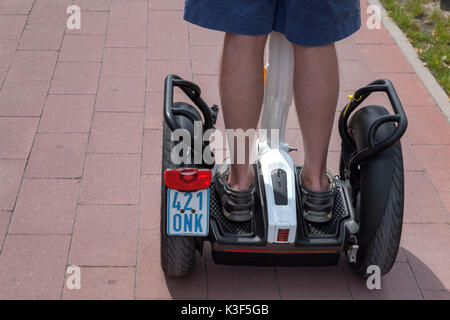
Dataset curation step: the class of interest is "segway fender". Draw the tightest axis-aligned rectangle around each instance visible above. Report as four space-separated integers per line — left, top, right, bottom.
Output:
348 105 398 248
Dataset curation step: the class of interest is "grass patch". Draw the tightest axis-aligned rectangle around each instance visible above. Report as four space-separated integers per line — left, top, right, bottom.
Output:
380 0 449 94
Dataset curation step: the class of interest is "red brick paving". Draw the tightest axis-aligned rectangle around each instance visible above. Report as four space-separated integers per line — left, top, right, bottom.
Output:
9 178 79 234
38 94 95 133
69 205 138 266
63 266 135 300
0 0 448 300
0 80 50 116
0 159 26 210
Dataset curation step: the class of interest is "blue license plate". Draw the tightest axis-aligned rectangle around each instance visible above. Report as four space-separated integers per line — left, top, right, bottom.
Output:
167 188 209 236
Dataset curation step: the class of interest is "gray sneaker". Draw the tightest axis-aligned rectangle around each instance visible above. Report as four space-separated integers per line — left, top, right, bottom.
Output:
214 163 255 222
300 170 336 223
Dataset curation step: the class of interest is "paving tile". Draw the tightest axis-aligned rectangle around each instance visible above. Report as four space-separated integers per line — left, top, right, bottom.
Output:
140 175 161 230
359 44 414 73
102 48 146 77
142 129 162 174
404 106 450 145
352 24 395 45
96 77 145 112
0 39 17 72
207 261 280 300
344 262 423 300
402 224 450 290
0 68 6 84
283 105 298 129
147 60 192 92
105 0 147 48
144 92 164 129
59 35 105 62
422 290 450 300
0 0 34 14
79 154 141 204
336 43 362 60
327 151 341 175
66 11 109 35
0 211 10 247
72 0 110 11
88 112 143 154
277 265 350 299
9 179 80 234
439 192 450 214
51 62 101 94
25 133 88 178
0 80 50 116
372 72 436 106
8 51 58 81
404 171 450 223
149 0 184 10
396 247 408 263
412 145 450 192
0 159 26 211
148 11 190 61
19 24 65 50
69 205 138 266
401 136 424 172
188 23 224 47
192 75 219 106
0 235 70 299
29 0 71 26
338 59 373 91
0 15 27 39
135 229 207 299
39 95 95 133
329 113 342 152
63 267 135 300
0 117 39 159
191 46 221 75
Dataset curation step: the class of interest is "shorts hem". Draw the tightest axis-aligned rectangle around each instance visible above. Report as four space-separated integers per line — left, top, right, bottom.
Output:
184 2 273 36
280 9 362 46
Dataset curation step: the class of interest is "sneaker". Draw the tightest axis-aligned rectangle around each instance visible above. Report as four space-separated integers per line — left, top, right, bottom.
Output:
214 163 255 222
299 170 336 223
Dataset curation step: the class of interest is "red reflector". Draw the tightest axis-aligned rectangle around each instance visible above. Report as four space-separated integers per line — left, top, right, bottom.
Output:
277 229 289 242
164 168 211 191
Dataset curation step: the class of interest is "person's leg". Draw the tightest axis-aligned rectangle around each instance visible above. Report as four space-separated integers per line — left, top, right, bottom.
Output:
220 33 268 191
293 43 339 192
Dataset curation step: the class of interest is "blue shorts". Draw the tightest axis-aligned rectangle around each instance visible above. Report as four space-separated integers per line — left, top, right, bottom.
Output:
184 0 361 46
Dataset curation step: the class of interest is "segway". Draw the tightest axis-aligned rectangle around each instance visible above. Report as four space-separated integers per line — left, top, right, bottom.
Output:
160 32 407 278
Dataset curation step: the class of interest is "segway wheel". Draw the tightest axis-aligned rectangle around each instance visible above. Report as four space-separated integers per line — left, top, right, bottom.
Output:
160 123 196 277
352 142 404 278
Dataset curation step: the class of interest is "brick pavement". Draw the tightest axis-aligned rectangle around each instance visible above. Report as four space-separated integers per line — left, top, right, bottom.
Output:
0 0 449 300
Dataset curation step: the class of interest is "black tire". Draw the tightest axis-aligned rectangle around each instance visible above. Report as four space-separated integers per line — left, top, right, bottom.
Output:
160 123 197 277
352 142 404 278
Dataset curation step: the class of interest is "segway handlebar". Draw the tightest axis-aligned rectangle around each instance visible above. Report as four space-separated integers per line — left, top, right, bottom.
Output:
339 79 408 170
164 74 215 132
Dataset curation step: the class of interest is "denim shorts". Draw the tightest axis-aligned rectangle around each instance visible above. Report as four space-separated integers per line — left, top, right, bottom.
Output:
184 0 361 46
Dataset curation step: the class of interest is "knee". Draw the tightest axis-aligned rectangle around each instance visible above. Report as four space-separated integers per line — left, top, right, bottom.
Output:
293 41 336 52
224 33 268 51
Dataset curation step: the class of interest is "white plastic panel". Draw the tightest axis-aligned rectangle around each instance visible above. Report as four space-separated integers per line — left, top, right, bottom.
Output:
259 149 297 243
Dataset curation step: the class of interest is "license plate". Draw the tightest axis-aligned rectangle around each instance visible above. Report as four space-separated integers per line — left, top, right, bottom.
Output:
167 188 209 236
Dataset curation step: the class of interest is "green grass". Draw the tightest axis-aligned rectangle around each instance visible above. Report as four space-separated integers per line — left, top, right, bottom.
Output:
380 0 449 94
